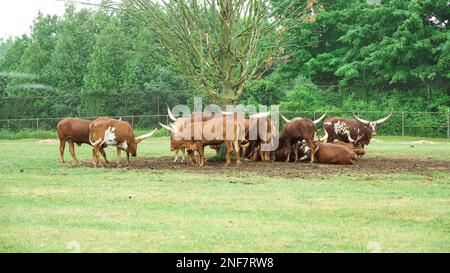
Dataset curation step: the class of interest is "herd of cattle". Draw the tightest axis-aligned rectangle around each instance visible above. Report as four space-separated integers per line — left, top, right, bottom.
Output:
56 107 392 167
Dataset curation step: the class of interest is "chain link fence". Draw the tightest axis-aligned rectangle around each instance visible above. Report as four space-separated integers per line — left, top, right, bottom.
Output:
0 111 449 138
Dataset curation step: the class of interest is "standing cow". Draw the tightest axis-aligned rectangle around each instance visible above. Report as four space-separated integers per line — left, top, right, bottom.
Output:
160 115 245 166
165 106 224 162
323 111 393 147
89 117 157 167
246 112 276 162
278 113 326 162
56 117 108 165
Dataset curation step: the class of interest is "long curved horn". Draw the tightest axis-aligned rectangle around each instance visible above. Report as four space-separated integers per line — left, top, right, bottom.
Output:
159 122 174 132
250 112 270 119
352 111 370 125
374 110 393 125
166 104 177 121
355 133 365 144
348 134 355 143
313 113 326 125
135 128 158 142
89 137 102 146
320 131 328 142
280 113 290 123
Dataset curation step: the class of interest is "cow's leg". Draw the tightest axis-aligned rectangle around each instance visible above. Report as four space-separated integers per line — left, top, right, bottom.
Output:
181 147 186 163
233 140 241 165
196 143 205 166
252 145 259 161
99 147 108 163
59 139 66 165
116 147 122 167
225 141 232 165
285 145 291 162
294 142 299 162
92 146 100 167
187 150 194 164
306 138 315 163
126 151 131 167
174 149 179 162
68 141 79 165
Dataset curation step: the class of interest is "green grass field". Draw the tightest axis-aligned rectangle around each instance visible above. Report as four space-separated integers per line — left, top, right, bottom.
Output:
0 136 449 252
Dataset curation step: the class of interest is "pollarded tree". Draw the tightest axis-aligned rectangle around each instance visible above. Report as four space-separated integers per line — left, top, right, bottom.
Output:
125 0 317 106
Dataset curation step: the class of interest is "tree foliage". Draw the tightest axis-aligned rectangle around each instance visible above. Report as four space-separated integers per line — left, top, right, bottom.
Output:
0 0 448 136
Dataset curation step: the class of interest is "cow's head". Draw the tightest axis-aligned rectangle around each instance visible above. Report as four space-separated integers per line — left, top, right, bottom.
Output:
159 122 181 151
130 128 158 156
352 111 393 137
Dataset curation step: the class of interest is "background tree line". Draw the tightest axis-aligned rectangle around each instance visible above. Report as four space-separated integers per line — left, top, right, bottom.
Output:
0 0 448 135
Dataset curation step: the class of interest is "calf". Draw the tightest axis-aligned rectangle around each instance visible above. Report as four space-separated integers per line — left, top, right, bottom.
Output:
56 117 108 165
89 117 157 167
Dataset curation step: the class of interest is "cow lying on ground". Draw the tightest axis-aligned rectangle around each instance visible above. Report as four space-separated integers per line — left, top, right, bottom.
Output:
313 142 357 165
297 140 357 165
89 117 157 167
334 140 366 157
56 117 108 165
321 130 366 157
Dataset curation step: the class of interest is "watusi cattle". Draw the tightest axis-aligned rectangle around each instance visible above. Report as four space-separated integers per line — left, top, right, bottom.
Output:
165 106 231 162
279 113 326 162
160 115 245 166
56 117 108 165
312 142 357 165
246 112 276 161
320 130 366 157
89 117 157 167
323 111 393 147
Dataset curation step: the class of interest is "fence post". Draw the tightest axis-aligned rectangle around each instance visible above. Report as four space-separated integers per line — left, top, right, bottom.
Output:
447 109 449 139
36 118 39 130
131 115 134 128
401 112 404 137
7 119 10 131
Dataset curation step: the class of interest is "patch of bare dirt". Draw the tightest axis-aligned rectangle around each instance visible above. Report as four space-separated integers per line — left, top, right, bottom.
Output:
410 140 435 145
80 156 450 179
38 139 59 144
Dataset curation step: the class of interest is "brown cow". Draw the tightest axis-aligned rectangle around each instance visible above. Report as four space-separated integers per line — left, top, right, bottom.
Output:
246 112 276 162
56 117 108 165
160 115 244 166
323 111 392 147
279 113 326 162
321 130 366 157
89 117 157 167
312 142 357 165
334 140 366 157
165 107 225 162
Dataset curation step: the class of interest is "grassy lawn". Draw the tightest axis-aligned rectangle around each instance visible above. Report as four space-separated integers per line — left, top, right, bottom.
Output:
0 136 449 252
